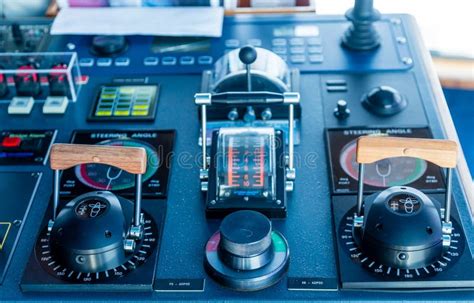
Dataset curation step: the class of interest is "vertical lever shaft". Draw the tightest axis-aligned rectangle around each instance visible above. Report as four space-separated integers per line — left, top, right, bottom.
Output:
53 170 60 221
238 46 257 92
445 168 453 224
134 174 142 227
356 163 365 216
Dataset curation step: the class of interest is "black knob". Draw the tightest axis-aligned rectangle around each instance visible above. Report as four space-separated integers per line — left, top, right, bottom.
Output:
218 210 273 270
50 192 132 273
238 45 257 65
334 99 350 119
361 86 407 116
91 35 128 56
204 210 290 291
342 0 381 51
356 187 444 269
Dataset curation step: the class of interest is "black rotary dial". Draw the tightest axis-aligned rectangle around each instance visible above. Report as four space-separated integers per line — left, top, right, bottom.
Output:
339 206 464 279
35 193 158 283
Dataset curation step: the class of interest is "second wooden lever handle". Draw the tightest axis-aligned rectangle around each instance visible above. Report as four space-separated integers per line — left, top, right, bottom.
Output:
50 143 147 174
356 136 458 168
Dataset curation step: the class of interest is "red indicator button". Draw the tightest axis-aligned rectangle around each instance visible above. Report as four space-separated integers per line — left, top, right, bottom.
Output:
1 137 22 148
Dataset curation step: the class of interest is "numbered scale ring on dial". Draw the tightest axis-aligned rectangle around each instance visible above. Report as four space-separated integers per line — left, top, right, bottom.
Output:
339 193 465 279
35 191 159 283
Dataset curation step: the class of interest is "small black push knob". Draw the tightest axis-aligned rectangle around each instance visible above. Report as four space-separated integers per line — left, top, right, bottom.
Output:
334 99 350 119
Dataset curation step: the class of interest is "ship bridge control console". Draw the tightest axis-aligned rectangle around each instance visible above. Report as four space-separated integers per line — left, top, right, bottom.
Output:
0 0 473 301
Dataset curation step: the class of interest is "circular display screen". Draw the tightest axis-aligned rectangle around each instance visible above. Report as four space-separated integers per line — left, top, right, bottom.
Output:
75 138 159 191
339 139 427 188
386 193 422 215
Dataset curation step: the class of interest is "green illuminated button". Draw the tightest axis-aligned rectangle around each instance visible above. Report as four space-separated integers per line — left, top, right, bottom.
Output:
133 104 149 110
95 110 113 116
114 110 131 116
119 87 135 94
132 110 149 116
272 231 286 252
101 93 116 97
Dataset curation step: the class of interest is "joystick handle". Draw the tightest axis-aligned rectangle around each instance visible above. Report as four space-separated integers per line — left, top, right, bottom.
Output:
355 136 458 225
49 144 147 226
239 45 257 92
50 143 147 174
239 45 257 65
356 136 458 168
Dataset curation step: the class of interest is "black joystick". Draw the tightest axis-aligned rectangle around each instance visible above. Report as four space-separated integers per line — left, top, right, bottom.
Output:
239 45 257 92
362 86 407 116
91 35 128 56
356 187 445 269
50 192 131 273
219 210 273 271
342 0 381 51
204 210 289 291
239 45 258 66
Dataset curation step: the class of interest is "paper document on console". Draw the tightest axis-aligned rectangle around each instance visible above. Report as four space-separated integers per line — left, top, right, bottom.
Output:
51 7 224 37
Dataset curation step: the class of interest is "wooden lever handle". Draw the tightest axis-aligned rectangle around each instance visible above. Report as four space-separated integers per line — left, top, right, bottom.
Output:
356 136 458 168
50 143 147 174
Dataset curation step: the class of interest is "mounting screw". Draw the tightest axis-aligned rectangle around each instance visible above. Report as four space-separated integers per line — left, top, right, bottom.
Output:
396 36 407 44
66 43 76 50
402 57 413 65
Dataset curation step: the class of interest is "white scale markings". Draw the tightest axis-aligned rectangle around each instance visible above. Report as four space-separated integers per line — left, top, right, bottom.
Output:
341 214 460 279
